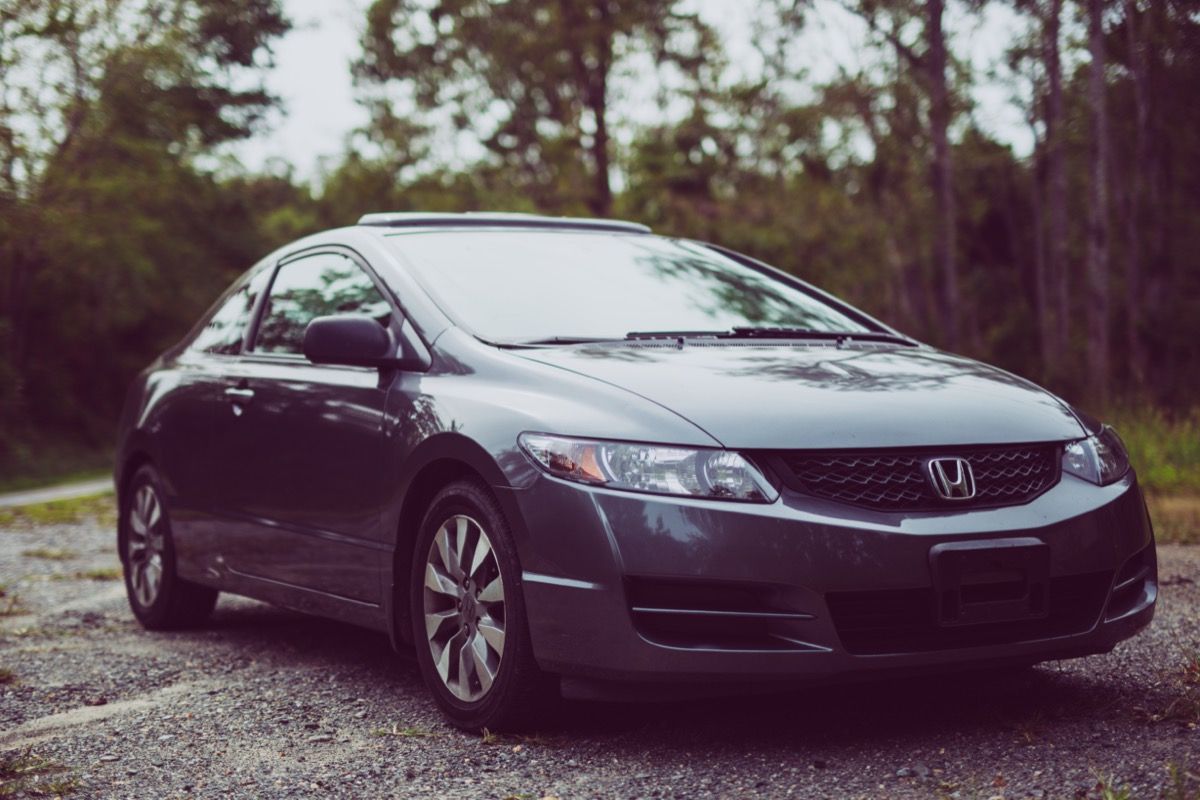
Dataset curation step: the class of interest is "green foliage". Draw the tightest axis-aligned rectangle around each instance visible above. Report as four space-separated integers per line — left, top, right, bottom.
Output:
2 0 1200 485
1 494 116 528
0 750 77 797
356 0 716 214
0 0 290 446
1111 409 1200 494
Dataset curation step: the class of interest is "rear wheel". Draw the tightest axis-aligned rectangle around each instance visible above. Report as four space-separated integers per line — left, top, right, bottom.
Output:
410 479 555 731
120 465 218 630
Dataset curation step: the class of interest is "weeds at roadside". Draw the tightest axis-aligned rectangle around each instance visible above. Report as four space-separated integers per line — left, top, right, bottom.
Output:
1164 762 1200 800
1007 709 1046 745
0 593 25 618
1090 772 1133 800
20 548 76 562
478 728 560 749
369 723 438 739
0 626 72 642
1110 407 1200 494
49 568 120 582
1146 494 1200 545
1136 651 1200 728
0 494 116 530
0 750 77 797
0 667 15 684
1181 651 1200 687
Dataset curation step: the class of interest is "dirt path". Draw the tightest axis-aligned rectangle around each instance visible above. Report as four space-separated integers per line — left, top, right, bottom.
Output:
1 509 1197 799
0 480 112 509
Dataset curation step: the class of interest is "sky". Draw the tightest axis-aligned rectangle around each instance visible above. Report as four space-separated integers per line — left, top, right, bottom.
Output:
231 0 1033 180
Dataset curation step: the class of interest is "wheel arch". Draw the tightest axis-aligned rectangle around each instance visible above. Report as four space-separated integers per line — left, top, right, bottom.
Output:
386 433 531 650
115 447 155 552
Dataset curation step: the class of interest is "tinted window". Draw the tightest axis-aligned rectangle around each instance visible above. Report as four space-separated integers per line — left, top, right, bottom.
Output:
386 232 868 342
254 253 392 355
192 269 269 355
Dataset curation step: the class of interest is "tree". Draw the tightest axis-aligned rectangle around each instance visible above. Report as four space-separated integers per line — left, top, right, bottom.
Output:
1084 0 1111 401
0 0 289 440
355 0 716 216
826 0 966 348
1009 0 1070 383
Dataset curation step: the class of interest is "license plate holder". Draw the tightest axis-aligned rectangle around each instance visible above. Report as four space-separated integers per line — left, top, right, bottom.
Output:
929 538 1050 627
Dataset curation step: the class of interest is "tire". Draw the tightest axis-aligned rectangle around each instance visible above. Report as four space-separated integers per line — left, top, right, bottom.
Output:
409 479 556 731
119 464 218 630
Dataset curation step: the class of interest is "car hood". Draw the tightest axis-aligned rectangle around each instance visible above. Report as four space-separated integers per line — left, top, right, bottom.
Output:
514 343 1086 449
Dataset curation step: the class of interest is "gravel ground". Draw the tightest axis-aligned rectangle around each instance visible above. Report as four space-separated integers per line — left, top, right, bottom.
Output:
1 507 1197 800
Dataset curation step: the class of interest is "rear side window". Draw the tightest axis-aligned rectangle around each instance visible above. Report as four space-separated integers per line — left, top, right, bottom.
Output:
254 253 392 355
191 270 269 355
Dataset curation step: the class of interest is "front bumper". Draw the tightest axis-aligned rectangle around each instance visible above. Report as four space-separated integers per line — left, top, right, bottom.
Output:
502 469 1156 684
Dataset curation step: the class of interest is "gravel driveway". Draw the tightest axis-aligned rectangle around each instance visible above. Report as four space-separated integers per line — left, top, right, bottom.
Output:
1 504 1197 799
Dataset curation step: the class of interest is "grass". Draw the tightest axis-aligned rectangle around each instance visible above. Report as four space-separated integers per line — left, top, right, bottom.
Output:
0 436 110 495
369 723 438 739
0 494 116 530
0 751 77 798
20 548 76 562
1138 650 1200 728
1111 407 1200 495
49 567 120 582
1164 763 1200 800
0 595 25 618
1147 494 1200 545
1101 406 1200 545
1090 773 1134 800
0 667 15 684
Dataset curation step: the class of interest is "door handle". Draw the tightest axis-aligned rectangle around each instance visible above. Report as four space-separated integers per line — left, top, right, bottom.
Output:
224 387 255 403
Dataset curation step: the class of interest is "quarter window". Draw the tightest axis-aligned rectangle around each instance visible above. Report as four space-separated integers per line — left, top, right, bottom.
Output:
254 253 392 355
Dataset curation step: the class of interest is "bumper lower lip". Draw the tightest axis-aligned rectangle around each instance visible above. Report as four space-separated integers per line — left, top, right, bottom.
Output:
505 470 1157 683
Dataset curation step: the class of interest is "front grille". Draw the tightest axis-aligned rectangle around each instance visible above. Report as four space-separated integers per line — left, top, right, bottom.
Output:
826 571 1111 655
773 444 1061 511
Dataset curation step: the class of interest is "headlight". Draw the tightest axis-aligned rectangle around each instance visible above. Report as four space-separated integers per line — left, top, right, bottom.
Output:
518 433 778 502
1062 426 1131 485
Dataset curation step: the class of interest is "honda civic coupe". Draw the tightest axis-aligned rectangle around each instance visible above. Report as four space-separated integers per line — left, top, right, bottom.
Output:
115 212 1157 730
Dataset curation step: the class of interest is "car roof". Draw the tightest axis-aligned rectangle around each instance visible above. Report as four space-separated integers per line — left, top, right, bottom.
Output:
356 211 651 235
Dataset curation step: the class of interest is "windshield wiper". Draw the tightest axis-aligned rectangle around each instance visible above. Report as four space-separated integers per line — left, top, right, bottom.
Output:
624 327 917 346
496 336 621 347
728 327 917 345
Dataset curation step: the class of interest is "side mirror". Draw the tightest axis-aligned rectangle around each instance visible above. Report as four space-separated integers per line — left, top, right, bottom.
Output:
303 315 397 368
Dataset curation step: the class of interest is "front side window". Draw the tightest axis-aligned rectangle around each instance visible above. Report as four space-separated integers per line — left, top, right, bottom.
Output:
385 231 870 343
191 269 270 355
254 253 392 355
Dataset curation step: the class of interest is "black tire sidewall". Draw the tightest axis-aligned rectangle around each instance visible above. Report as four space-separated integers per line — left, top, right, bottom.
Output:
409 480 535 729
120 465 184 628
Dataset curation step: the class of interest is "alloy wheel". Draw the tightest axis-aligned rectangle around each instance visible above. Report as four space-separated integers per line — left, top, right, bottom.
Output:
422 514 507 702
127 484 166 607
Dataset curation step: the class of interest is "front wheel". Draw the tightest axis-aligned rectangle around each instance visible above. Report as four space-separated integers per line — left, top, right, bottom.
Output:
120 465 218 630
410 479 555 731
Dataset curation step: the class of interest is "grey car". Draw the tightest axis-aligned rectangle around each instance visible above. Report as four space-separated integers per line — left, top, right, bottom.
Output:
115 212 1157 730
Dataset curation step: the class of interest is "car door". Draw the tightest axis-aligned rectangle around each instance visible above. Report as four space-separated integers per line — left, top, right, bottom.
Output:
208 249 395 605
158 265 271 576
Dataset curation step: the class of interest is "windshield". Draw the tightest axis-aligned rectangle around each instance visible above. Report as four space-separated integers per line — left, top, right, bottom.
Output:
386 231 871 343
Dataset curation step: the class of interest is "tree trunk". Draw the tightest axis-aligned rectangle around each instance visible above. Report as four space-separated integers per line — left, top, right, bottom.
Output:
927 0 959 349
1044 0 1069 381
1030 142 1053 374
560 0 614 217
1085 0 1111 403
588 66 613 217
1123 0 1149 387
